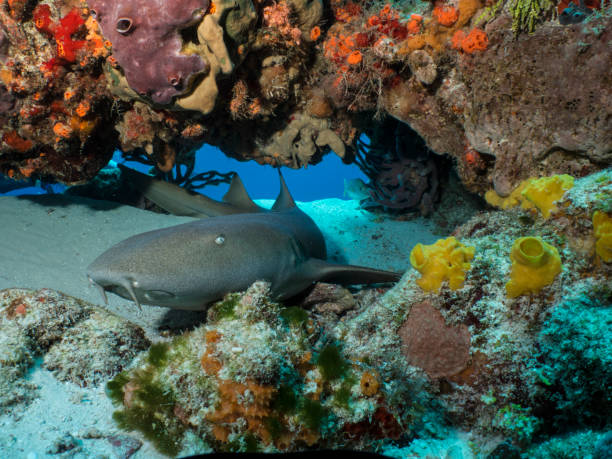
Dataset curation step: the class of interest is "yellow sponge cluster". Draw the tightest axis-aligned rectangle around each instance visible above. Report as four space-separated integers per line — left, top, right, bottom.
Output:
485 174 574 218
505 237 561 298
410 237 475 292
593 211 612 263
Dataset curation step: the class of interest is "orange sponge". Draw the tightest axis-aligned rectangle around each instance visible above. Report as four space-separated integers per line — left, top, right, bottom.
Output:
433 5 459 26
452 28 488 53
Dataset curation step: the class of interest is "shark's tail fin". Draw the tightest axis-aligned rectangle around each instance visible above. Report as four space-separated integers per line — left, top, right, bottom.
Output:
305 259 403 285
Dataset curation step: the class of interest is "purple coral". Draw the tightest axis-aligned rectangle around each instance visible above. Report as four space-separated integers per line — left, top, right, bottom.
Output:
88 0 210 104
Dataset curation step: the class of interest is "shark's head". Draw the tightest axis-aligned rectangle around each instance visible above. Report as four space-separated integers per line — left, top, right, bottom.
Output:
85 224 233 311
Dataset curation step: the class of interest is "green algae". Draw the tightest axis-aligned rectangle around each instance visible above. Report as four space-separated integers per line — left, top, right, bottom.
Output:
280 306 309 328
209 294 241 321
494 403 540 443
273 383 298 413
316 344 348 382
333 375 358 409
109 369 185 457
106 371 131 405
300 397 328 432
147 342 170 367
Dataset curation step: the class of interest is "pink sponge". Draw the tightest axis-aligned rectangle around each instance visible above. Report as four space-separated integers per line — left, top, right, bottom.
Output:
88 0 210 104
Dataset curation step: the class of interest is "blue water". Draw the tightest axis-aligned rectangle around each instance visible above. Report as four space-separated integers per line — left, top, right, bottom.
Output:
1 144 367 201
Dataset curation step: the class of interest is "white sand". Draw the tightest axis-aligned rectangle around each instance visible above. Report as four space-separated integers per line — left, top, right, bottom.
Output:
0 193 440 458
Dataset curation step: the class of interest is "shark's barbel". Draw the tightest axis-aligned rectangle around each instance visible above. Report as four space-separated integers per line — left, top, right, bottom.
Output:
86 166 402 311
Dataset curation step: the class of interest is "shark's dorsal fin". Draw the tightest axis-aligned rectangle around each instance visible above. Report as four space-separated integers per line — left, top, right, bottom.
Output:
222 174 260 211
272 169 296 211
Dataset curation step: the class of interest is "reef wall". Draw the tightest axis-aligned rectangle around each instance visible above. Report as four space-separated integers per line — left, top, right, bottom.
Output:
0 0 610 196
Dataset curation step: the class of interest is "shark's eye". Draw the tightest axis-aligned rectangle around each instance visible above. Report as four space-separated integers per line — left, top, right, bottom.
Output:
215 235 225 245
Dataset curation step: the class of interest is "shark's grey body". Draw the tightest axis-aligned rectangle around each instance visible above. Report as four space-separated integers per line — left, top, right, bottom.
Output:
87 166 402 311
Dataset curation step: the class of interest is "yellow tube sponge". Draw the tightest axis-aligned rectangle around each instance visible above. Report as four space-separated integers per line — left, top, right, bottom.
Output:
485 174 574 218
521 174 574 218
593 211 612 263
505 237 561 298
410 237 475 292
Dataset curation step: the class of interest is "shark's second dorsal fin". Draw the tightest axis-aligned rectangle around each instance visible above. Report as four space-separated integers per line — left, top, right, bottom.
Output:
222 174 260 211
272 169 296 211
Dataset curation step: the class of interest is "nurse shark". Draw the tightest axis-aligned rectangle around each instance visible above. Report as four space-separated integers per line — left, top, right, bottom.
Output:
87 165 402 311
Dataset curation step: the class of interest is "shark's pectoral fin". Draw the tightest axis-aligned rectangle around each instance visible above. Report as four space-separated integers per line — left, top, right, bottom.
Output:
303 258 403 285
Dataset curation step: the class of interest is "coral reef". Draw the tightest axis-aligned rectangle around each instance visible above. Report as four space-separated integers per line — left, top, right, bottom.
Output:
95 170 609 456
1 167 610 457
0 0 607 198
0 0 116 183
374 169 611 452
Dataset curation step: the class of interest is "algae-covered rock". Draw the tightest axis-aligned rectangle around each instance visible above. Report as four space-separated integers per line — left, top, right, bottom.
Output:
45 311 149 387
0 288 149 409
106 281 430 455
535 294 612 428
